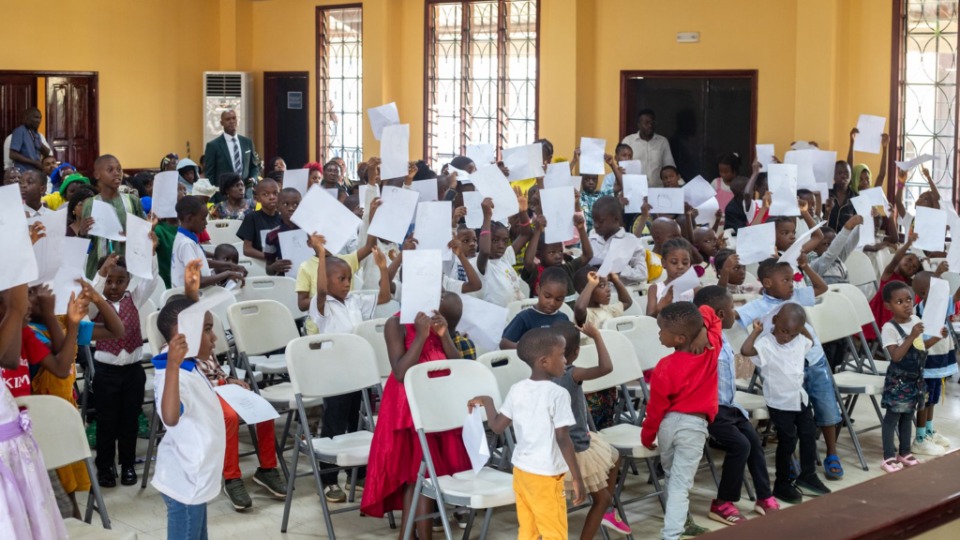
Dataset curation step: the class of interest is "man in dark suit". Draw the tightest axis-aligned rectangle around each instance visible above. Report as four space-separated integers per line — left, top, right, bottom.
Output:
203 109 260 187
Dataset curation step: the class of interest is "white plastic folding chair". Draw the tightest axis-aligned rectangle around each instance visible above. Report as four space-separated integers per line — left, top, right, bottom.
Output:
845 250 879 292
234 276 306 320
602 315 671 418
280 334 381 537
227 299 299 377
403 360 515 540
476 349 532 401
237 255 267 277
828 283 891 372
205 218 242 246
505 298 575 324
16 395 112 529
354 318 393 385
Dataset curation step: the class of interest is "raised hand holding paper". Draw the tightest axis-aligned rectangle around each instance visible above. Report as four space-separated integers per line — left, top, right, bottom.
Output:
52 237 90 315
30 209 67 286
290 186 362 254
767 163 800 216
359 184 379 209
89 200 127 241
466 144 496 165
620 160 643 175
622 174 648 213
579 137 606 175
279 229 315 282
380 123 410 180
778 221 825 269
283 168 310 196
462 191 484 229
125 214 155 280
410 178 439 202
895 154 935 171
470 165 519 223
921 277 950 336
502 143 544 181
682 176 715 207
849 196 876 249
736 222 777 265
178 295 222 357
457 295 508 355
0 183 39 290
647 187 683 214
853 114 886 154
694 197 719 226
414 201 454 260
151 170 179 219
400 249 442 324
539 186 576 244
544 162 576 189
756 144 775 171
664 267 700 296
368 102 400 141
913 206 947 252
368 185 420 244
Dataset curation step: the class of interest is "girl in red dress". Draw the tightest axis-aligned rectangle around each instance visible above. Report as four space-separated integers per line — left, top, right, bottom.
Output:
864 232 922 340
361 293 472 539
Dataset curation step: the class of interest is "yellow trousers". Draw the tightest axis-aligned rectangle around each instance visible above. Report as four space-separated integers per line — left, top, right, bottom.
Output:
513 467 567 540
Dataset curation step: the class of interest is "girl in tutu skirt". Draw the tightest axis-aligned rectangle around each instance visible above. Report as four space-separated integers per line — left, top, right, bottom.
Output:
360 292 472 539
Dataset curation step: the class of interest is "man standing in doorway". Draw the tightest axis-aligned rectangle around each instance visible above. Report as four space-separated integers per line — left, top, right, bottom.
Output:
621 108 676 188
203 109 260 187
8 107 51 172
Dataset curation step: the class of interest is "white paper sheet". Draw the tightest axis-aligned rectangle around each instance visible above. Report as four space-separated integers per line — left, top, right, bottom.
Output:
544 174 578 190
784 149 814 190
812 149 838 186
400 249 443 324
767 164 800 216
125 214 154 280
450 167 471 184
51 237 91 315
462 192 485 229
597 236 639 277
380 123 410 180
325 188 339 201
853 114 887 154
619 160 643 175
858 186 890 215
414 201 453 260
663 267 700 296
850 196 876 249
895 154 935 171
756 144 775 171
89 200 127 242
647 188 684 214
622 174 648 213
682 176 716 207
368 186 420 244
914 206 948 252
410 178 439 202
465 144 496 165
579 137 606 175
368 102 400 141
359 184 379 209
902 212 914 237
922 277 951 336
457 294 509 354
540 187 576 244
282 168 309 196
502 143 544 181
470 165 519 224
150 170 179 219
816 182 831 205
736 222 777 265
462 409 491 475
778 221 826 270
0 184 39 290
948 232 960 274
30 209 67 286
177 295 221 358
290 185 362 255
214 384 281 424
279 229 315 278
544 161 572 182
694 197 720 226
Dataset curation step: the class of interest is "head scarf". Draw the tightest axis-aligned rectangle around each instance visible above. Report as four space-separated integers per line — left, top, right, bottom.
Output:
59 173 91 196
50 163 75 188
851 164 871 194
177 158 200 182
160 153 179 171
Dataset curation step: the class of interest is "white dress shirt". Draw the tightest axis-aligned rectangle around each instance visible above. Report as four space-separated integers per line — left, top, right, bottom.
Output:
620 133 676 188
588 227 648 285
171 231 212 288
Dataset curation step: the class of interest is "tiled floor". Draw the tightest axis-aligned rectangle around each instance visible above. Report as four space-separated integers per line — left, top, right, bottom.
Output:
85 377 960 539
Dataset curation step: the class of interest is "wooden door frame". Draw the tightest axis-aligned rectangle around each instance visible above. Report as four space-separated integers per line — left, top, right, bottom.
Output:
263 70 310 166
619 69 759 158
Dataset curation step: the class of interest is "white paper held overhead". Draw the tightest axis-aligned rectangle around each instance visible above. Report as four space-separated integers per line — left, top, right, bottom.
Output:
766 163 800 216
282 168 310 196
579 137 606 175
89 200 127 242
470 165 519 224
621 174 648 214
290 185 362 254
414 201 454 260
647 188 684 214
462 191 485 229
368 185 420 245
539 186 577 244
682 176 716 207
380 123 410 180
151 170 179 219
853 114 887 154
736 222 777 265
368 102 400 141
0 185 39 290
125 214 155 280
400 249 443 324
914 206 947 252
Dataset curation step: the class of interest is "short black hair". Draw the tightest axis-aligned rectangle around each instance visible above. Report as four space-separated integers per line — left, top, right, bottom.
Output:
213 243 239 262
773 216 796 229
21 169 44 186
449 156 475 170
413 160 437 181
535 138 554 161
757 258 793 282
176 195 207 220
539 266 569 290
67 186 97 221
551 320 582 359
255 177 279 192
713 248 736 273
279 187 301 199
717 152 742 173
615 143 632 155
516 327 564 366
776 302 807 327
218 172 244 196
157 296 197 342
128 171 154 198
661 237 693 259
637 108 655 120
694 285 731 312
820 225 836 236
659 165 679 179
882 280 914 303
573 265 599 293
266 170 285 184
96 255 127 272
592 196 623 222
658 301 703 341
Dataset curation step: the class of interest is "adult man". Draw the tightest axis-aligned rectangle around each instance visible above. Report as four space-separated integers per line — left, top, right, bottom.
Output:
203 109 260 187
621 108 676 188
8 107 51 172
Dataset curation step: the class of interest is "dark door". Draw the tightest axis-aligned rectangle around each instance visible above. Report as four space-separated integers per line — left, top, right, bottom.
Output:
46 76 99 175
263 72 309 169
620 71 756 181
0 74 38 152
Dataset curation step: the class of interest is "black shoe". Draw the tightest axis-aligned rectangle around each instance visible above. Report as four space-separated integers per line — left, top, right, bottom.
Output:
772 482 802 504
796 475 832 497
120 465 138 486
97 466 117 488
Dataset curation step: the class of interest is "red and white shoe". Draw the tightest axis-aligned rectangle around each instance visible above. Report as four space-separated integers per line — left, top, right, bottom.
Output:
708 499 746 526
753 496 780 516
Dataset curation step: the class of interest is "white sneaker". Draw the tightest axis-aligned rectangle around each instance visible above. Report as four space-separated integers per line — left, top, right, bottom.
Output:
928 431 951 448
912 438 946 456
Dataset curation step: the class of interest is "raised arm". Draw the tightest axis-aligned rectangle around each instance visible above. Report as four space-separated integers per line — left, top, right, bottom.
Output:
798 253 828 297
0 285 28 369
882 232 917 281
741 321 764 357
609 272 634 311
573 272 599 325
311 234 329 316
847 127 857 168
523 215 546 275
385 313 430 383
920 166 940 202
451 239 483 294
798 200 824 253
476 198 494 274
876 134 889 188
372 247 391 305
572 324 613 382
573 214 593 266
79 281 125 341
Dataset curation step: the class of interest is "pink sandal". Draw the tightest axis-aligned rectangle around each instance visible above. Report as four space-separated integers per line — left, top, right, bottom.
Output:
897 453 921 467
880 458 903 473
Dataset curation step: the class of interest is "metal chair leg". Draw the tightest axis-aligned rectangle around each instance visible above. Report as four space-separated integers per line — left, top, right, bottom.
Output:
140 407 160 489
84 458 112 529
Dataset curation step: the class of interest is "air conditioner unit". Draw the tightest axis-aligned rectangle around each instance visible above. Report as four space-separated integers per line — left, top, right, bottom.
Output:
202 72 252 144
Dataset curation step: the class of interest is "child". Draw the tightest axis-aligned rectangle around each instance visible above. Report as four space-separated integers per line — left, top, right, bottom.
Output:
82 154 146 278
0 283 69 539
600 143 633 192
468 328 586 540
177 158 200 194
19 170 47 217
263 187 303 276
501 267 570 349
551 321 631 538
44 172 90 212
236 177 281 261
446 224 479 287
773 200 823 257
575 152 620 233
640 301 721 540
522 213 593 296
588 196 649 285
477 198 530 305
90 251 160 487
295 231 377 334
694 286 778 524
714 249 757 296
864 232 922 340
660 165 683 188
308 233 390 502
807 216 863 285
152 261 225 540
171 196 245 288
724 162 762 232
878 281 941 471
736 259 843 484
361 293 473 538
910 271 956 455
741 303 823 505
647 238 700 317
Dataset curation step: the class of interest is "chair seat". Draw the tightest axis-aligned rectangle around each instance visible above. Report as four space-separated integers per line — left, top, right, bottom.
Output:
64 518 138 539
249 354 288 374
868 360 889 376
234 368 264 383
833 372 885 395
734 391 769 421
310 431 373 467
258 383 322 409
597 423 659 458
425 467 516 509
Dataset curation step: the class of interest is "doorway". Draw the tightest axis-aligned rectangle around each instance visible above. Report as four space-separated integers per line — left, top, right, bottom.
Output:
620 70 757 181
263 72 309 169
0 71 99 174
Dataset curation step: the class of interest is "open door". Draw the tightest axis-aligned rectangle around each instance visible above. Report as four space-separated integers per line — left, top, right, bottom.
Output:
263 72 309 169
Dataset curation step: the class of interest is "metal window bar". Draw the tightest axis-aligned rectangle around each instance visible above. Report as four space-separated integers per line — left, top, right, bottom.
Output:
319 6 363 180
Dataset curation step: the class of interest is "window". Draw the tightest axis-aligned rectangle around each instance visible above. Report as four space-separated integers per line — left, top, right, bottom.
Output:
317 5 363 179
898 0 957 210
425 0 539 166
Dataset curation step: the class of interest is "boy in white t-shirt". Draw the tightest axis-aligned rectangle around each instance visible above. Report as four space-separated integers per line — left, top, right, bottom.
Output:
469 327 585 540
171 196 245 288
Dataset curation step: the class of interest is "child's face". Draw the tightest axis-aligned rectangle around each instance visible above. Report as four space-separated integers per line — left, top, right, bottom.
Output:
197 312 217 359
539 242 565 267
538 343 568 378
913 278 930 302
816 231 836 256
256 181 280 213
661 169 681 188
693 229 719 258
593 210 620 238
762 268 795 300
616 147 633 162
180 169 196 183
834 162 851 187
536 281 567 314
327 261 353 301
527 190 542 216
490 228 510 259
177 183 187 200
885 289 916 321
18 174 43 204
775 220 796 251
718 163 736 183
144 178 154 197
183 209 209 235
657 319 687 349
457 229 478 258
95 157 123 190
715 295 737 330
589 276 611 306
724 258 746 285
799 193 817 212
214 253 239 265
581 175 599 193
103 266 131 303
898 254 921 278
662 247 691 280
278 192 302 222
308 169 322 187
858 169 871 191
772 314 803 345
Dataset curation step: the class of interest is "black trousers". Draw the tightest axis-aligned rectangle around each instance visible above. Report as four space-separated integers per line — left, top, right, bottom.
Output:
708 405 772 502
93 361 145 470
319 391 365 485
768 404 818 488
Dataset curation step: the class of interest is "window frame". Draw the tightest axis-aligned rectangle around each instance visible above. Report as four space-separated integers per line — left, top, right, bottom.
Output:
316 3 364 178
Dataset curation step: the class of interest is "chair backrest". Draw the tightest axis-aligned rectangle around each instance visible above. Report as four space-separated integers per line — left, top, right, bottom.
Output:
601 315 671 372
404 360 501 433
237 255 267 277
227 299 300 356
476 350 533 399
574 330 644 393
285 334 381 398
505 299 575 323
139 298 158 343
725 322 750 356
205 219 242 246
744 271 760 286
872 247 895 277
16 395 90 470
844 250 878 288
233 276 305 317
942 271 960 297
354 318 392 379
804 292 862 344
828 283 876 328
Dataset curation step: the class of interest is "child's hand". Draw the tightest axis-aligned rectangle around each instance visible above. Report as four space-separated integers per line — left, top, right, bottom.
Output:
603 153 615 167
572 479 586 505
609 272 622 285
722 253 739 275
65 291 88 325
824 197 835 217
185 259 204 292
643 441 657 451
368 196 383 217
372 246 387 268
799 198 809 214
167 334 189 367
453 206 467 225
98 253 120 277
935 261 949 276
941 326 949 338
481 197 494 218
797 253 809 268
882 133 890 147
448 237 463 258
430 311 449 337
228 378 250 390
850 127 859 140
573 213 585 229
921 166 932 181
497 161 510 178
907 231 918 245
309 233 327 257
533 215 547 231
35 285 55 315
752 160 762 175
514 186 528 213
580 322 600 340
689 327 711 354
79 216 95 236
845 215 864 229
618 195 630 208
402 235 418 251
75 279 104 304
149 230 159 252
910 322 925 338
641 197 652 214
761 192 772 209
586 271 600 287
467 397 486 412
752 320 764 334
656 286 674 311
29 222 46 245
414 312 431 337
267 259 292 275
406 161 417 180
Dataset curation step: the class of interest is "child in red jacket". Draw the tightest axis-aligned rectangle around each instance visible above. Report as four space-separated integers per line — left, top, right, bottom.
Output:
640 302 721 540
